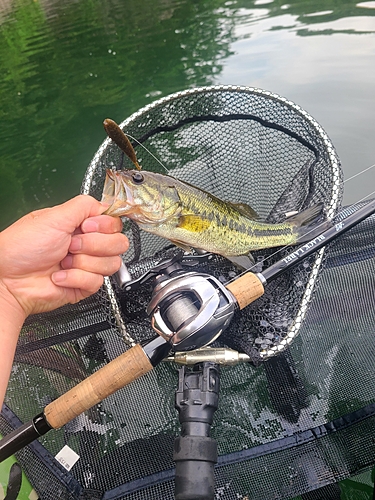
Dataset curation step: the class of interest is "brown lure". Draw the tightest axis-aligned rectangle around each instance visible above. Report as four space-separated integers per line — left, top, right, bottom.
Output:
103 118 141 170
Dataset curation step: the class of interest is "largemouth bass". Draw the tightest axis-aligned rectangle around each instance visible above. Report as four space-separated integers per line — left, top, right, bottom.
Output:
101 168 326 258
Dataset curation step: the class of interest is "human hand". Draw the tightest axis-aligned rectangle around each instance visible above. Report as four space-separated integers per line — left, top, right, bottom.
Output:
0 195 129 320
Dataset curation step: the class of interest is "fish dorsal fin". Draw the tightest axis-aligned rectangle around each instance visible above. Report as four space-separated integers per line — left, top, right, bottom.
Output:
286 204 323 226
227 201 259 220
177 215 211 232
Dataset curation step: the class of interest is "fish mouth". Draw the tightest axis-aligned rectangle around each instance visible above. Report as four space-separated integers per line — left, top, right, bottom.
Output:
101 169 134 216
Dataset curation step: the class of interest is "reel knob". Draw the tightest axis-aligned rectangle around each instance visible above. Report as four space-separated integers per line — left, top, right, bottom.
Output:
147 272 237 352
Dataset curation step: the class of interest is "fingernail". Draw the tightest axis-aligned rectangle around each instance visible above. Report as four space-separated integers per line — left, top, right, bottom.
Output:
82 219 99 233
52 271 67 283
70 236 82 251
61 255 73 269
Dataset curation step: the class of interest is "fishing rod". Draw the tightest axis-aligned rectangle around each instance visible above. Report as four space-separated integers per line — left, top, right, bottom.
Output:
1 196 375 462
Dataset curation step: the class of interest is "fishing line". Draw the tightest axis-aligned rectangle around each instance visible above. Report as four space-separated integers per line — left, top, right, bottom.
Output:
125 133 171 174
343 162 375 184
125 127 375 194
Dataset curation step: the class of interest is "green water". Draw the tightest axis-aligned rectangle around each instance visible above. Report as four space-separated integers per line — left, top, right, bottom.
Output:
1 0 375 231
0 0 237 229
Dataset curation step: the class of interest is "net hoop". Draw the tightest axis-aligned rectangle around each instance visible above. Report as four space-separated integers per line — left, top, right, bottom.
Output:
82 85 342 359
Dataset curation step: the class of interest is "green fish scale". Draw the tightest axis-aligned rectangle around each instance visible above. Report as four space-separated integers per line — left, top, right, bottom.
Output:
172 178 298 256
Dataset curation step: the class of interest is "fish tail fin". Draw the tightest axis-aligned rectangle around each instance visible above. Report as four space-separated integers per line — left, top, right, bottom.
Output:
287 203 323 227
289 204 332 243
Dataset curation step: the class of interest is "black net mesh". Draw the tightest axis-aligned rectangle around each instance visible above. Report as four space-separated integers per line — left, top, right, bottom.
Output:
83 86 342 361
1 86 374 500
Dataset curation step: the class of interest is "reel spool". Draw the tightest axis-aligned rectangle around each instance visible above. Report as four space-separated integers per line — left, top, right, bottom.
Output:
82 85 343 361
147 268 236 352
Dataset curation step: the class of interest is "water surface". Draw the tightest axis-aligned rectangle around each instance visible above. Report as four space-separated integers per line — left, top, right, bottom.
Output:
0 0 374 230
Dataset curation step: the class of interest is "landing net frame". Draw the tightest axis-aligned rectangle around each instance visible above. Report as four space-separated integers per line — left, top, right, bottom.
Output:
82 85 342 360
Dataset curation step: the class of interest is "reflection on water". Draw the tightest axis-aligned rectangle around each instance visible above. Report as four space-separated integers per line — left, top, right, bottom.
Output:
0 0 374 229
216 2 375 209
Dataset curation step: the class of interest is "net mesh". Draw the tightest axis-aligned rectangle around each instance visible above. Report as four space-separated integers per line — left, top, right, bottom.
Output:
83 86 342 360
1 86 375 500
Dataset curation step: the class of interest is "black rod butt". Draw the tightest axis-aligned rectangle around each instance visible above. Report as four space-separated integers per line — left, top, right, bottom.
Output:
0 413 51 462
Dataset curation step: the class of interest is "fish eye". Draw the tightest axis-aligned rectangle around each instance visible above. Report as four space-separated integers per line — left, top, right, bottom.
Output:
132 172 144 184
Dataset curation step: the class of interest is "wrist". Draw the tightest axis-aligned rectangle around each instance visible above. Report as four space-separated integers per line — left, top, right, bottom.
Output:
0 281 27 406
0 281 27 327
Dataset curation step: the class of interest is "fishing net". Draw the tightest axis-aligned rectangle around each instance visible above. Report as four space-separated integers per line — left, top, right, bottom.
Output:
1 86 375 500
83 85 342 361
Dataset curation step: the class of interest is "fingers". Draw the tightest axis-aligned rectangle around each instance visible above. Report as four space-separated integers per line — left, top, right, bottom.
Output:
50 197 128 301
46 195 108 234
81 214 123 234
69 232 129 256
52 269 105 302
60 254 122 276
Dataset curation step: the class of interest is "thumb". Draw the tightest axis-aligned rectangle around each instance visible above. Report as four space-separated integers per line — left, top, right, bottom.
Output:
47 195 107 233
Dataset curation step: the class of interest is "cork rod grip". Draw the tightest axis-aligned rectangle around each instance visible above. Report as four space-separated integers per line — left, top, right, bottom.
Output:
44 344 153 429
226 272 264 310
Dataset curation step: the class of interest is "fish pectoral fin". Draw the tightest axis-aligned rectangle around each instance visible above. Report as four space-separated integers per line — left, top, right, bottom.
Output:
177 215 210 232
227 201 259 220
